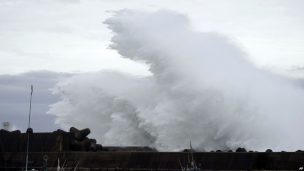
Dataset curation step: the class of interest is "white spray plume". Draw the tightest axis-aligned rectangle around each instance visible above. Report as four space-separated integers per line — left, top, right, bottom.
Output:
49 10 304 151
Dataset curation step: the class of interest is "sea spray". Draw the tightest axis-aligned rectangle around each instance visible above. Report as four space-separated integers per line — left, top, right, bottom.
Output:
48 10 304 151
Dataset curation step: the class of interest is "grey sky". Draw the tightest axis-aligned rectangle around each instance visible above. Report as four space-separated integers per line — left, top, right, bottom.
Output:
1 0 304 132
1 0 304 76
0 71 70 131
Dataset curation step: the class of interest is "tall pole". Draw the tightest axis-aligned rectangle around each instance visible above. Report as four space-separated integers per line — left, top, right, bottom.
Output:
25 85 33 171
28 85 33 129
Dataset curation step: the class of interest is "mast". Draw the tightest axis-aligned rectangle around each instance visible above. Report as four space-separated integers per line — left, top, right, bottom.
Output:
25 85 33 171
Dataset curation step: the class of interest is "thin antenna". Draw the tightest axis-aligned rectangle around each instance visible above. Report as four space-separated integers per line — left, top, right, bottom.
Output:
25 85 33 171
28 85 33 128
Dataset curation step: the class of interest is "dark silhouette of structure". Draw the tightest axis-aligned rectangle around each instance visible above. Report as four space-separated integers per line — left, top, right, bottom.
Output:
1 127 304 170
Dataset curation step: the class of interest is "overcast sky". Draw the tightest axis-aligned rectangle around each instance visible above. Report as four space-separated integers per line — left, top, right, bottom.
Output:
0 71 69 131
1 0 304 132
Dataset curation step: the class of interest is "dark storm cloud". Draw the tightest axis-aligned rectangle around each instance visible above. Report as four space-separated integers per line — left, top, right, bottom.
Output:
0 71 70 132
